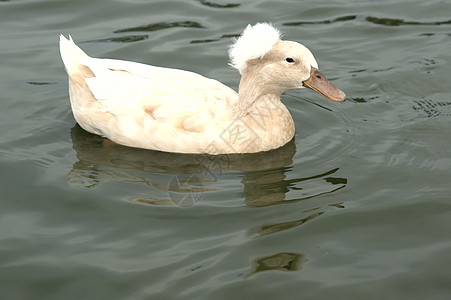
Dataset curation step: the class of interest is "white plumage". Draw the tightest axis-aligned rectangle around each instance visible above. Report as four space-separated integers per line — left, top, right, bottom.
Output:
59 23 346 154
229 23 281 74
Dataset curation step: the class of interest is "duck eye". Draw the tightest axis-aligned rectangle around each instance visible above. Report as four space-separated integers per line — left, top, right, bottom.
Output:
285 57 295 63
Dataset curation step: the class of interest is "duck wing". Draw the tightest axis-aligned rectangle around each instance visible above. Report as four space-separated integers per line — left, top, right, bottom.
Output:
60 35 238 153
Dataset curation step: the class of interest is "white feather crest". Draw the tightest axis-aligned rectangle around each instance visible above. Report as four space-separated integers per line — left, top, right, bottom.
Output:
229 23 281 74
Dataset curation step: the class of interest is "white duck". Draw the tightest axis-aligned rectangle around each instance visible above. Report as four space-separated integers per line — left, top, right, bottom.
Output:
60 23 345 155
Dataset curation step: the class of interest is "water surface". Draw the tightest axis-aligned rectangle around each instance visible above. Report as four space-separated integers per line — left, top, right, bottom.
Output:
1 0 451 299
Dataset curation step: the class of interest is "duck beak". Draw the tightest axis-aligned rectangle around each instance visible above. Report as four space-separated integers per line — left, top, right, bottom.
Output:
302 67 346 102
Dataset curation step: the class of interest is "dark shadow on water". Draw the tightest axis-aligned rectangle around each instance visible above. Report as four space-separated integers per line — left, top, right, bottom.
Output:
196 0 240 8
248 212 324 237
26 81 57 85
114 21 204 33
283 15 356 26
68 124 347 208
190 33 239 44
283 14 451 28
87 35 149 43
366 16 451 26
244 252 308 279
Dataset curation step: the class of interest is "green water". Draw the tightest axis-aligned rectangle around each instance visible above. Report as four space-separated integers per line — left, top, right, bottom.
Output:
1 0 451 299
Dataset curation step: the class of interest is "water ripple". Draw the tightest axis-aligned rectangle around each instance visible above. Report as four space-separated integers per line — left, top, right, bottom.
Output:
283 15 357 26
26 81 56 85
283 15 451 28
190 34 236 44
244 252 307 278
366 16 451 27
88 35 149 43
413 98 451 118
114 21 204 33
248 212 324 237
196 0 240 8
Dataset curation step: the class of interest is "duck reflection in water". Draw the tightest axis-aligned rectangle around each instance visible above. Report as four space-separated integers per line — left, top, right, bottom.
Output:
244 252 308 279
68 124 347 208
68 124 347 276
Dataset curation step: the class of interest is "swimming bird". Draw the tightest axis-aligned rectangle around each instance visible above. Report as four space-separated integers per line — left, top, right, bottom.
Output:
60 23 346 154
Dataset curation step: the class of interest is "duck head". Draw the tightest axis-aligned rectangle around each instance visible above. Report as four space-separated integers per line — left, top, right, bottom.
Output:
229 23 346 102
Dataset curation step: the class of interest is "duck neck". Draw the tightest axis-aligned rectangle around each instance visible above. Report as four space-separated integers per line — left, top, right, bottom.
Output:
232 71 283 118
